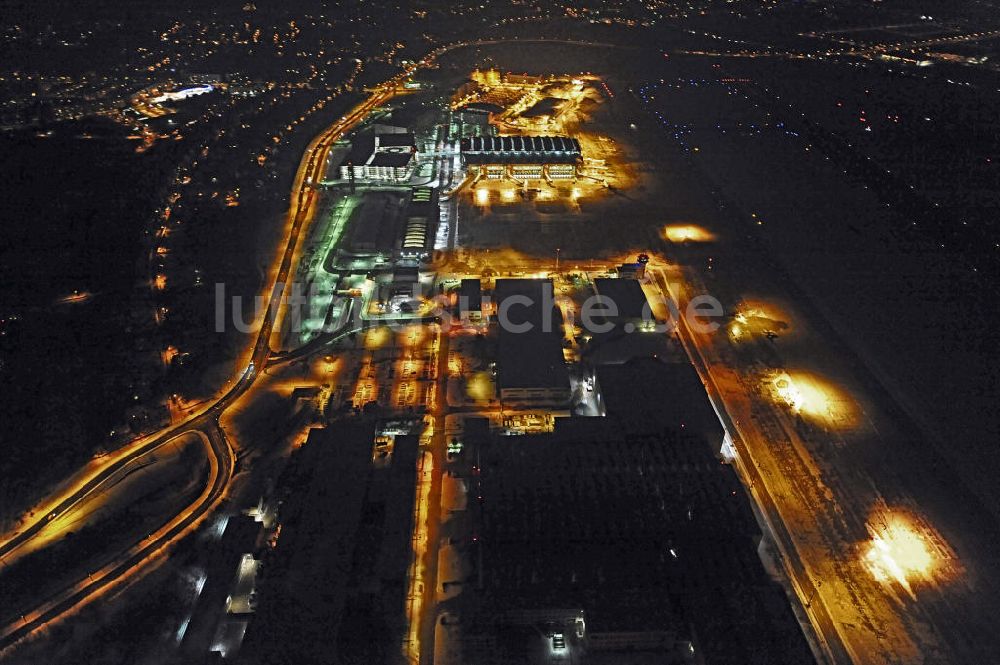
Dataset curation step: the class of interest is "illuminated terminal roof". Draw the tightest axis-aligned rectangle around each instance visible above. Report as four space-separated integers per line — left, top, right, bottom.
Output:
460 135 581 165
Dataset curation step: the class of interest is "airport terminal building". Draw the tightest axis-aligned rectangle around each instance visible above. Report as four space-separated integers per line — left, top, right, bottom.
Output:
460 135 581 181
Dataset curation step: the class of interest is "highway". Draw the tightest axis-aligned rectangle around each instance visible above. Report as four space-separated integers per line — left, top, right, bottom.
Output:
0 429 228 648
675 28 1000 62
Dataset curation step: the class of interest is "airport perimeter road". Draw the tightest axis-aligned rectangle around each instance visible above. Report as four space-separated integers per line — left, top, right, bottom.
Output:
0 77 410 654
647 264 850 665
648 260 968 665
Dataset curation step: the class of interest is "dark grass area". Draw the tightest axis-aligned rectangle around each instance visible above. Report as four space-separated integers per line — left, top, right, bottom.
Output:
0 119 175 529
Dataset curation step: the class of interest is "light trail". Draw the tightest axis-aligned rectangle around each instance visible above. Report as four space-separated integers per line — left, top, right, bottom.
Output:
404 450 434 663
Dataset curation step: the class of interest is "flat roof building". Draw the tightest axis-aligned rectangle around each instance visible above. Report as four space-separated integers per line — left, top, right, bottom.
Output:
462 396 812 665
348 192 399 253
458 278 483 322
241 422 425 662
339 133 417 183
596 356 725 453
592 278 654 332
494 279 571 407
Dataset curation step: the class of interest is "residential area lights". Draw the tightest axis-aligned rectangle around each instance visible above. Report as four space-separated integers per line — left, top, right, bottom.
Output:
7 17 996 664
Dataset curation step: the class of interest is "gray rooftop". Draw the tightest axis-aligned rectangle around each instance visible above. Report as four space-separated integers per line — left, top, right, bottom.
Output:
593 278 652 322
495 279 570 391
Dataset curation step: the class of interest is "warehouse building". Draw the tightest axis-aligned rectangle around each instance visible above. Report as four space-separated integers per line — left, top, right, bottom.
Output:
592 277 655 332
460 135 581 181
457 359 811 665
495 279 571 408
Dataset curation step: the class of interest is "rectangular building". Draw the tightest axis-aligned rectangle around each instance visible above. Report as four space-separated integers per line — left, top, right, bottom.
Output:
462 411 813 665
592 278 653 331
239 423 376 664
339 133 417 183
596 357 726 453
460 135 581 181
458 278 483 322
495 279 571 407
348 193 395 253
398 187 438 261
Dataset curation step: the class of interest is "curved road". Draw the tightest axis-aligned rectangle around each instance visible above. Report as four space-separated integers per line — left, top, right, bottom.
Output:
0 76 400 653
0 36 625 653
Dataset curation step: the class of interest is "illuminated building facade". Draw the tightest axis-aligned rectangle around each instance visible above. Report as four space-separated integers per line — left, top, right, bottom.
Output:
398 187 437 261
460 135 581 181
339 133 417 183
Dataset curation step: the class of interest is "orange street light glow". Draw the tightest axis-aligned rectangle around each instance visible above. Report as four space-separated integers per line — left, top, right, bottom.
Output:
466 371 493 401
401 324 426 348
768 371 858 429
864 514 938 598
733 300 790 332
664 224 715 243
771 372 805 413
365 326 390 349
